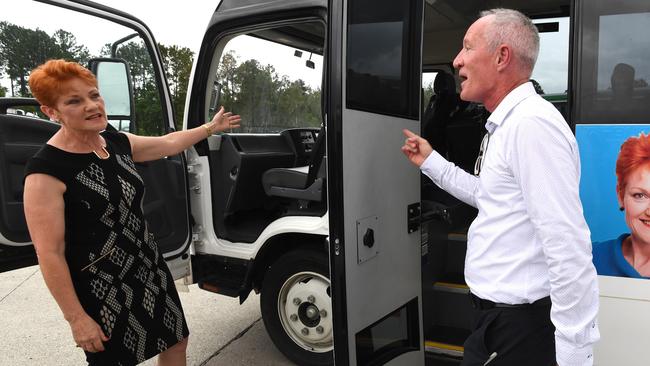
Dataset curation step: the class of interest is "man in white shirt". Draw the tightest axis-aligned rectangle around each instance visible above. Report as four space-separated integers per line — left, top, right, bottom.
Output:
402 8 600 366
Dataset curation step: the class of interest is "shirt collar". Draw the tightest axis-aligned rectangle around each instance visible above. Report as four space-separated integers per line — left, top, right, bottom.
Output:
485 81 537 134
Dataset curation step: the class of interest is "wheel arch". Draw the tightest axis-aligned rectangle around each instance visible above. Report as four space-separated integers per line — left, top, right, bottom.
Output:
249 233 328 294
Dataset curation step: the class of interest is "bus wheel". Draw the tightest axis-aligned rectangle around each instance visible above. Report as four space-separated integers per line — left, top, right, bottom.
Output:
261 249 333 366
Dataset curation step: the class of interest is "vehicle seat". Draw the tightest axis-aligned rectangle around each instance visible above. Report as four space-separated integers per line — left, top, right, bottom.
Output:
422 71 459 156
262 126 326 203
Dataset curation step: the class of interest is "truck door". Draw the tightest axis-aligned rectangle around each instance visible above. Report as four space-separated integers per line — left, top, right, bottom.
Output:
327 0 425 364
0 0 191 279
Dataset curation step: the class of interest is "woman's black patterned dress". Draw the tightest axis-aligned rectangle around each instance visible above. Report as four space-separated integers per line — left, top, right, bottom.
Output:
25 131 189 366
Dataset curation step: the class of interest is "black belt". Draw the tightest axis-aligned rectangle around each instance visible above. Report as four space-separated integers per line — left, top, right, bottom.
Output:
470 293 551 310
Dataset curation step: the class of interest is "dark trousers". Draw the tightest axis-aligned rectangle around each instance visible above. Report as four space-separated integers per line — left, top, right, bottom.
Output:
461 294 556 366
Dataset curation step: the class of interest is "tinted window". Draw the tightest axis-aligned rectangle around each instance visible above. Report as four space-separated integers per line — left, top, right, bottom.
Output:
532 17 569 96
575 0 650 124
531 17 570 119
346 0 420 119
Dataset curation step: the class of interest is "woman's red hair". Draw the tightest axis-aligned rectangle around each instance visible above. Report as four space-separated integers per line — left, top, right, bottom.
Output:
28 59 97 107
616 133 650 199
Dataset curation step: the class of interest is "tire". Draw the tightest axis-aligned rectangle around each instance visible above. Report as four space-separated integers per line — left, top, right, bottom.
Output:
261 249 334 366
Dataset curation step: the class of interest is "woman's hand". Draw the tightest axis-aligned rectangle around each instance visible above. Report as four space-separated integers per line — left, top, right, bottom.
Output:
207 106 241 134
69 313 109 353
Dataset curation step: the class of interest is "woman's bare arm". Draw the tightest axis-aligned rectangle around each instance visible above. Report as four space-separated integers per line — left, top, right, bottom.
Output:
127 106 241 163
23 173 108 352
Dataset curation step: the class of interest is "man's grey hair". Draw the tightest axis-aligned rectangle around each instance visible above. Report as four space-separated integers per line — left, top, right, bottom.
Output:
479 8 540 75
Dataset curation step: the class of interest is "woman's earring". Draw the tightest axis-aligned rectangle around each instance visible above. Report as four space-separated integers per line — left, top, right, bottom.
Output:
620 207 625 211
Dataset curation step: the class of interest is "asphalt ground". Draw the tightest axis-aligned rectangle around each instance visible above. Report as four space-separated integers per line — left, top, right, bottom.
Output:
0 265 295 365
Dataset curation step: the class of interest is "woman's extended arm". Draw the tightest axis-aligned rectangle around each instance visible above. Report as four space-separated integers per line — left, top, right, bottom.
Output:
23 173 108 353
126 106 241 163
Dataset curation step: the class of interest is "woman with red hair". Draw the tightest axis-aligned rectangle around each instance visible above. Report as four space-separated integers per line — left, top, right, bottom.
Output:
23 59 241 365
593 133 650 278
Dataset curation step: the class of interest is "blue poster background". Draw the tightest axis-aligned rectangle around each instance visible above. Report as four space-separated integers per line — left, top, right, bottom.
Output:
577 124 650 242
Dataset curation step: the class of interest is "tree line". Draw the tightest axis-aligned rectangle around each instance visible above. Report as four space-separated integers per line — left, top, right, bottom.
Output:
0 21 321 133
216 51 321 133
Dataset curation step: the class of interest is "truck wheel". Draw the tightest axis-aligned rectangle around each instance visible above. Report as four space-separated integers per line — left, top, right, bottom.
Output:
261 249 333 366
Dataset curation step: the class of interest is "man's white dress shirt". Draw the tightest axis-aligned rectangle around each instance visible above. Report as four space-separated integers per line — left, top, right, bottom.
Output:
420 82 600 366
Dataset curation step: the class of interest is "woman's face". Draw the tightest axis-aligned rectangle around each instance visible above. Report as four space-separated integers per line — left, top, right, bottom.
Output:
619 164 650 247
50 78 107 132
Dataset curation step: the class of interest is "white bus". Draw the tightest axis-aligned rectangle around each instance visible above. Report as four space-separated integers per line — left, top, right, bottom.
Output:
1 0 648 365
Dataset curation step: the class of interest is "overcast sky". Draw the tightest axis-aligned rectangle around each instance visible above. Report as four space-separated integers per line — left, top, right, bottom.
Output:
3 0 220 53
91 0 220 52
1 0 323 89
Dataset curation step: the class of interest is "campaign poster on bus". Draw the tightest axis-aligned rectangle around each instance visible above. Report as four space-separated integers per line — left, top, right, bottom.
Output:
578 125 650 280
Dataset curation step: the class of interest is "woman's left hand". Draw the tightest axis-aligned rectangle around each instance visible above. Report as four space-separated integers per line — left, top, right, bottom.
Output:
208 106 241 133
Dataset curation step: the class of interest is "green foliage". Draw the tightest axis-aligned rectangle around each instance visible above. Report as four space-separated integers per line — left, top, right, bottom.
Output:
1 21 321 136
52 29 91 64
134 83 164 136
112 40 164 135
159 44 194 131
114 41 155 96
216 51 322 133
423 81 434 108
0 21 90 97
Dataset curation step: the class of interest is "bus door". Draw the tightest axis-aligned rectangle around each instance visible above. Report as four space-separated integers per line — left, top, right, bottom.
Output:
573 0 650 364
327 0 425 364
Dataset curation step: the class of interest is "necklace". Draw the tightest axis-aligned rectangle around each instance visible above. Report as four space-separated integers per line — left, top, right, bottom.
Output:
92 145 110 160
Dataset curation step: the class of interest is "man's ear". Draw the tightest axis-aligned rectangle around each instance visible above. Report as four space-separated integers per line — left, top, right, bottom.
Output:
495 44 512 72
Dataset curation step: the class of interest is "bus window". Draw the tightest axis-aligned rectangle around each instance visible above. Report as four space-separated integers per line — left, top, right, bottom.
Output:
215 25 323 133
576 1 650 124
532 17 570 118
422 71 438 110
347 0 420 119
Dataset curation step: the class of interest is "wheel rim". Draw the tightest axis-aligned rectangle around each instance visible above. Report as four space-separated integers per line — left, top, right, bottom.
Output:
278 271 333 353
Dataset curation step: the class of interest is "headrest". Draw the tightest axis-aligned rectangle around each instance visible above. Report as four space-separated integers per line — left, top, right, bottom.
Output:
433 72 456 95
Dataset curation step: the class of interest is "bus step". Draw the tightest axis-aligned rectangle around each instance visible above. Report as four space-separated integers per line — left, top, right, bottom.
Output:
425 340 464 358
425 325 470 358
425 351 463 366
433 281 470 295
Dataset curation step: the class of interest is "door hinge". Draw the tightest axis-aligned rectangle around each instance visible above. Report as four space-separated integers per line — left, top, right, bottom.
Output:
186 163 202 194
192 225 203 244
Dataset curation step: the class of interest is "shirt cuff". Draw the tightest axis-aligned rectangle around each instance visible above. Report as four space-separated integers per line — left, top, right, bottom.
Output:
420 150 447 183
555 336 594 366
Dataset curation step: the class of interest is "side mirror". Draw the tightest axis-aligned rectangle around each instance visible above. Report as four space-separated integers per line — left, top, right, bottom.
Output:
88 58 135 132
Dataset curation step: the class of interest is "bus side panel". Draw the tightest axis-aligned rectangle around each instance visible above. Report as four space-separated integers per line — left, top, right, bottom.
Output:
577 124 650 363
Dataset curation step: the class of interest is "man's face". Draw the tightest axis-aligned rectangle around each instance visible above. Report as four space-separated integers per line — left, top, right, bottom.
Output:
452 17 497 103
